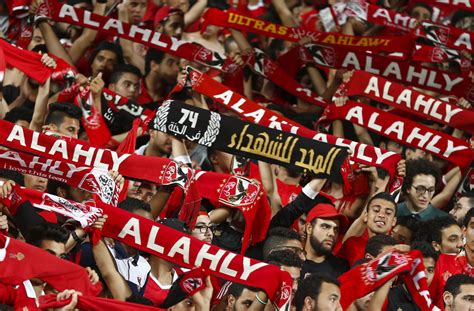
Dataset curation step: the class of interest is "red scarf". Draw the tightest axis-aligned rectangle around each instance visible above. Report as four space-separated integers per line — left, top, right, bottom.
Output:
40 294 162 311
201 8 415 54
416 0 474 11
320 100 472 170
0 149 120 205
0 234 102 296
345 70 474 134
345 2 474 54
0 120 270 251
339 250 439 311
0 39 74 84
300 43 474 100
45 1 234 72
180 67 402 179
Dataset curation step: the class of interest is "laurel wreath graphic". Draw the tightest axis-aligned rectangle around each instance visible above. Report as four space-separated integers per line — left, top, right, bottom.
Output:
198 111 221 146
155 101 171 132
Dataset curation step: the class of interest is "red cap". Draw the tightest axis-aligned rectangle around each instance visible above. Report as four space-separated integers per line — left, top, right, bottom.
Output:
306 203 348 229
154 6 183 28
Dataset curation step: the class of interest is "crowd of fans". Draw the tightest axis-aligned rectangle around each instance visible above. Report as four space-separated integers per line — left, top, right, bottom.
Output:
0 0 473 310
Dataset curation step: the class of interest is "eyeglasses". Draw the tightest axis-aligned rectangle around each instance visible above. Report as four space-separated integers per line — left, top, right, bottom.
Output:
271 246 307 257
193 225 215 233
411 185 436 195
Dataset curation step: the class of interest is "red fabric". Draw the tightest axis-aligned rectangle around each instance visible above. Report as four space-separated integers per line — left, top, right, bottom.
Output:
300 43 474 100
48 1 237 72
183 68 402 178
6 0 30 18
138 79 154 105
416 0 474 12
143 274 171 307
276 179 301 207
117 119 141 203
0 235 102 296
0 39 74 84
201 9 415 54
339 250 438 310
40 293 163 311
96 202 293 306
320 100 473 170
429 253 474 308
336 230 369 267
345 70 474 135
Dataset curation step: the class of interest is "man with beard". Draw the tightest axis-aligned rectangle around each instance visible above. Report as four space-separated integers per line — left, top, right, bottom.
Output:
301 203 349 279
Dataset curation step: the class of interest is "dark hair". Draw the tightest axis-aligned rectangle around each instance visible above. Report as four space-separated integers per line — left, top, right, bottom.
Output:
365 234 397 258
411 241 439 261
267 249 303 268
402 159 441 194
366 192 397 215
89 41 124 66
0 169 25 186
47 180 71 197
263 227 301 260
4 107 33 124
451 10 474 27
294 274 340 311
44 103 82 126
410 2 433 17
463 207 474 228
145 48 166 76
109 64 142 85
429 217 459 245
395 216 419 233
444 274 474 297
228 283 260 299
118 197 151 213
28 223 70 247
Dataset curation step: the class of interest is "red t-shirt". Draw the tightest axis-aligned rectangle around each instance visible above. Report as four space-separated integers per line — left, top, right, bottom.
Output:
143 273 174 308
429 253 474 308
337 230 369 267
137 79 154 105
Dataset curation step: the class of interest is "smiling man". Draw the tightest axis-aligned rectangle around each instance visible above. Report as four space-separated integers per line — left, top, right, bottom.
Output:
337 192 397 267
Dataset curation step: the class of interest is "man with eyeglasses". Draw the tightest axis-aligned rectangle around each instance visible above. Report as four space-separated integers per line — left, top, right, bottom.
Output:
397 159 449 221
191 210 214 244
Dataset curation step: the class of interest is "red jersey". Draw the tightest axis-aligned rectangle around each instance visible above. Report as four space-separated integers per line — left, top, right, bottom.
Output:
143 271 179 307
429 253 474 308
337 230 369 267
137 79 154 105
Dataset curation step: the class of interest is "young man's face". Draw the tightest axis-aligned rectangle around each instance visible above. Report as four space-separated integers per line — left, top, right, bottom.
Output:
91 50 118 77
157 54 180 84
27 27 45 51
423 257 436 286
391 224 412 244
41 239 67 258
434 224 463 254
128 0 147 25
445 284 474 311
191 215 213 243
463 217 474 254
228 288 260 311
150 130 172 155
365 198 396 235
163 15 184 39
450 198 472 225
51 116 80 139
306 218 340 256
406 174 436 210
410 5 431 22
109 72 140 100
315 282 342 311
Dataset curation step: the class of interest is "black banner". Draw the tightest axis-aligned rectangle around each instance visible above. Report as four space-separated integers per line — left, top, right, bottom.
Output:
151 100 349 181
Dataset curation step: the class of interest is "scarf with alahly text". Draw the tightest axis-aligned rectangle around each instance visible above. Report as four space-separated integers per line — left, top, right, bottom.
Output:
339 250 440 311
344 70 474 134
43 0 234 72
0 149 119 205
151 100 349 182
344 2 474 54
300 43 474 101
0 119 271 252
320 100 473 170
178 67 402 179
0 186 291 310
200 8 415 55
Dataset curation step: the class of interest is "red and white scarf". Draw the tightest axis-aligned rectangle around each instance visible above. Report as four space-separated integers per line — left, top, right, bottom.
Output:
320 100 472 170
344 70 474 134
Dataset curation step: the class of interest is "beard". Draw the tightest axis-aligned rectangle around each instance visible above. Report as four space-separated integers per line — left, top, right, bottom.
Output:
309 234 333 256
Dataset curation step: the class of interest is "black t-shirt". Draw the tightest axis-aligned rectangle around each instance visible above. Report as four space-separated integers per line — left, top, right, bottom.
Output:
387 285 421 311
301 255 350 279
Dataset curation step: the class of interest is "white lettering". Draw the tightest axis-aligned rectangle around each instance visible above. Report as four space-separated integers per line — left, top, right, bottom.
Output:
118 218 141 245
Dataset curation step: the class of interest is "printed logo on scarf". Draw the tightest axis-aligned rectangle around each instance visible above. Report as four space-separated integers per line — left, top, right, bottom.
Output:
181 277 204 293
362 252 409 285
78 169 116 204
160 162 193 190
273 283 292 309
305 44 336 67
219 176 260 208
